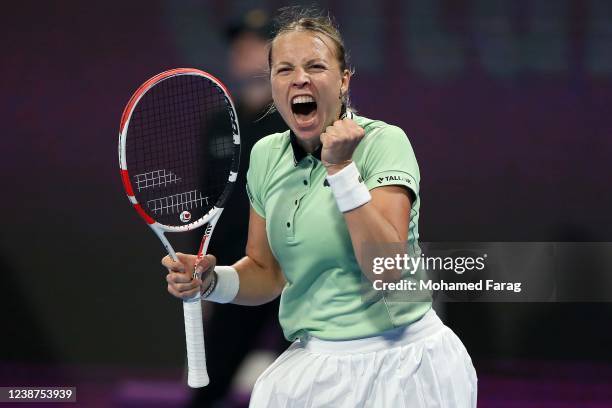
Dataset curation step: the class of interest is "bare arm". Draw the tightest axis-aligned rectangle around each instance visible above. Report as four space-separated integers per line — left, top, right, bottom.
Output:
343 185 411 281
231 208 286 305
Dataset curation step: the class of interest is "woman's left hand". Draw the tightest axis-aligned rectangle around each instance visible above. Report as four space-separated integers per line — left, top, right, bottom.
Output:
320 118 365 174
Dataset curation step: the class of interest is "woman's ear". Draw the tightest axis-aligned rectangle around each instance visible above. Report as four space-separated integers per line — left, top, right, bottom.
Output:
341 69 351 95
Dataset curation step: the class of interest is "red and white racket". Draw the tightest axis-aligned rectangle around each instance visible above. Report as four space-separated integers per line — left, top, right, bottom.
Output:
118 68 240 387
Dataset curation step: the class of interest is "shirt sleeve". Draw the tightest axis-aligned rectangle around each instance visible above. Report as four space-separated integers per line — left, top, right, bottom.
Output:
246 139 267 218
360 125 420 202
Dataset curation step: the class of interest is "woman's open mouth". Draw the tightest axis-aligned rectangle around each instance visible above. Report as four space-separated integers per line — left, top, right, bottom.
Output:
291 95 318 128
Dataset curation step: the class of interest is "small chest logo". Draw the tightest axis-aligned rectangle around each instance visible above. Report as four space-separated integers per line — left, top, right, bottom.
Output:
180 211 192 223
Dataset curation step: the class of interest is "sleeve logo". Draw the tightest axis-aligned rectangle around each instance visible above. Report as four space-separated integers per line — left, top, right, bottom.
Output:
376 175 411 184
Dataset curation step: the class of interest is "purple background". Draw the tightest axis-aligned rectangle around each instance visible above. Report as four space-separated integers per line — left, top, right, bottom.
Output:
1 0 612 406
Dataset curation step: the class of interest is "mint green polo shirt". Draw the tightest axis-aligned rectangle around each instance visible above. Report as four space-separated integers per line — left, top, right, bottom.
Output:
246 113 432 341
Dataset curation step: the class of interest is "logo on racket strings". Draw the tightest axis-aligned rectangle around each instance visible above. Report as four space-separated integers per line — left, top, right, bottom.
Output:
180 211 192 223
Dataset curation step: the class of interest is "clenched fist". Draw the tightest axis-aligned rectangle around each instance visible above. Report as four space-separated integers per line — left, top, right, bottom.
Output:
320 118 365 174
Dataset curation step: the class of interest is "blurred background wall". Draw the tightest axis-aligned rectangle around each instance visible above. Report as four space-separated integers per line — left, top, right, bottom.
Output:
1 0 611 383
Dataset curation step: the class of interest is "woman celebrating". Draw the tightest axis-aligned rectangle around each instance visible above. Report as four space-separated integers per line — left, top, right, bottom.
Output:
164 8 477 407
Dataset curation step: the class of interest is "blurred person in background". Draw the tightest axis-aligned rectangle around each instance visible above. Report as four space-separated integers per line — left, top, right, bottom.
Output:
189 9 288 408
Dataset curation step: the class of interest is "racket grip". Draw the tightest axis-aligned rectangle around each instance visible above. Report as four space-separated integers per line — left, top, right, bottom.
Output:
183 297 209 388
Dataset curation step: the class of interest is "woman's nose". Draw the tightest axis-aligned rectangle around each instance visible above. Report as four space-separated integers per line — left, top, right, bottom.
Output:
292 68 310 88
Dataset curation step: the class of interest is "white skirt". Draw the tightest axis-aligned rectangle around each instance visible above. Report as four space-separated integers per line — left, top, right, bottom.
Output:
249 309 477 408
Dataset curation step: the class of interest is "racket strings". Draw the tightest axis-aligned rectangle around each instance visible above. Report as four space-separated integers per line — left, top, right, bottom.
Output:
126 74 236 226
134 169 182 191
147 190 210 216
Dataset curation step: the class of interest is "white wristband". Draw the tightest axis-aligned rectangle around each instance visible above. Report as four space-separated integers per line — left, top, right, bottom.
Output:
325 162 372 212
204 265 239 304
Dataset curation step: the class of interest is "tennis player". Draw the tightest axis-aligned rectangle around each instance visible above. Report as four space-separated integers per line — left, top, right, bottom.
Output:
164 8 477 407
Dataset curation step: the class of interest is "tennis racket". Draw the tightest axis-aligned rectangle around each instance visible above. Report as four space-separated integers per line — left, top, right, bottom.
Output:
118 68 240 388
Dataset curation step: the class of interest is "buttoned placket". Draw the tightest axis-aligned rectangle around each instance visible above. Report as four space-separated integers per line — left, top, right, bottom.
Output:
286 156 317 242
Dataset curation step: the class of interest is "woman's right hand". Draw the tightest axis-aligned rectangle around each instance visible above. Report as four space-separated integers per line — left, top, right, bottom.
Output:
162 253 217 300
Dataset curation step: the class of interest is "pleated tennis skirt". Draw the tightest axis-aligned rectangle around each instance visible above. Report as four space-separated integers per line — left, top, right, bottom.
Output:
249 309 477 408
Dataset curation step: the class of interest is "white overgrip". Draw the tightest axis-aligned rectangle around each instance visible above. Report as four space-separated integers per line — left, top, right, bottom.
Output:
183 297 209 387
